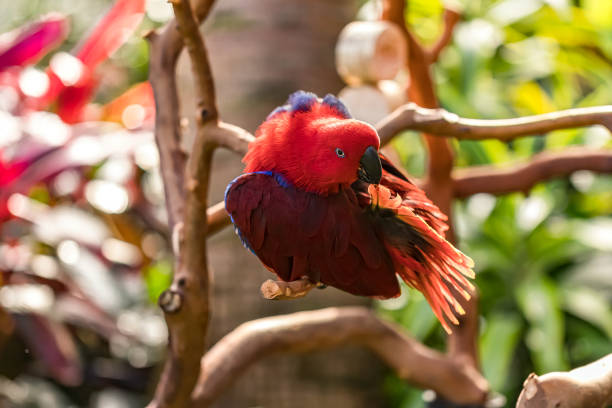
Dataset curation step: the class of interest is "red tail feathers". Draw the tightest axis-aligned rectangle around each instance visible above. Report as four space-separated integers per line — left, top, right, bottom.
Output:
370 184 475 333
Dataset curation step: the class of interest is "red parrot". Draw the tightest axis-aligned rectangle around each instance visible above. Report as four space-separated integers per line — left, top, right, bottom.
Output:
225 91 475 333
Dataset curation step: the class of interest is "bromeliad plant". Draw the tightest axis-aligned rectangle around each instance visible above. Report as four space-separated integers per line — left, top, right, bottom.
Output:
0 0 166 405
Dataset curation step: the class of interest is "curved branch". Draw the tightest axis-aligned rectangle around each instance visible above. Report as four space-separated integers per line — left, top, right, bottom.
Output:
171 0 218 122
191 307 489 406
206 201 229 236
210 121 254 155
453 148 612 198
516 353 612 408
146 0 217 231
377 103 612 144
147 24 186 231
428 9 461 63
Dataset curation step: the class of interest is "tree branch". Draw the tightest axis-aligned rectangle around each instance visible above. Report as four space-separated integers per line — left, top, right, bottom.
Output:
145 0 217 231
453 148 612 198
516 353 612 408
191 307 489 406
377 103 612 144
147 24 187 231
210 121 254 154
428 9 461 63
147 0 217 406
206 201 230 236
169 0 217 122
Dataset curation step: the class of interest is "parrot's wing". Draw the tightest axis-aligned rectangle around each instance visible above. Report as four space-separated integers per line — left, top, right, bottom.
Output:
225 171 400 298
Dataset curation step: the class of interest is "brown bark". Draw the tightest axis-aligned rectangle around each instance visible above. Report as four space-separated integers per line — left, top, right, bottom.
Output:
377 104 612 144
516 353 612 408
191 307 489 406
146 0 217 406
453 148 612 198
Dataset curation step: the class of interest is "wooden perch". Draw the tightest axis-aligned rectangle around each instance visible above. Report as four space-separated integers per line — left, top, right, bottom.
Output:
377 103 612 144
516 353 612 408
453 148 612 198
191 307 489 406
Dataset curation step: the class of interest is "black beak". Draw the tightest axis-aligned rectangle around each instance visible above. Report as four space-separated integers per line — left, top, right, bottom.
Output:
357 146 382 184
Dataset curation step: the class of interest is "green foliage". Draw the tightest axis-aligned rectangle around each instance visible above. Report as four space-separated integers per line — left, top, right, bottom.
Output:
144 258 173 304
380 0 612 405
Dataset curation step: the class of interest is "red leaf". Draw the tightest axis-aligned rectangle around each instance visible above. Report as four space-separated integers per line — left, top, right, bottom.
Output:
100 81 155 127
41 0 146 123
74 0 146 69
0 14 68 72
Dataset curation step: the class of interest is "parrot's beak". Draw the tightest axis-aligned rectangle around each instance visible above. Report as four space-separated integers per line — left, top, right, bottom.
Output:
357 146 382 184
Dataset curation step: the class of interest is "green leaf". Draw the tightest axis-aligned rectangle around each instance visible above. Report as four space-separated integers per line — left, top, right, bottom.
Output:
399 289 438 340
583 0 612 29
480 312 523 391
561 286 612 339
392 132 426 177
143 259 173 304
516 277 569 372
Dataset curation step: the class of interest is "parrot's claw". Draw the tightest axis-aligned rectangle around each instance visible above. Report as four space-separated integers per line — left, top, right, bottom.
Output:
260 278 315 300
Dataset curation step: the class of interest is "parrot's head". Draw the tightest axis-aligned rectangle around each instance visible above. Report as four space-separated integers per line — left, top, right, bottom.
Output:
243 91 382 195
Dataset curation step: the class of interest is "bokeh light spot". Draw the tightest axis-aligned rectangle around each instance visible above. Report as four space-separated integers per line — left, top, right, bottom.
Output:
18 68 49 98
121 104 146 130
85 180 129 214
50 52 84 86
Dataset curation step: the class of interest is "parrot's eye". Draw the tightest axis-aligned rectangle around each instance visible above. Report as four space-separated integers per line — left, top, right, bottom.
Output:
335 148 345 158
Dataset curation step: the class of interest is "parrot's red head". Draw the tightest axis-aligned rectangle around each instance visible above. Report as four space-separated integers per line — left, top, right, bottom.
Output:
243 91 382 195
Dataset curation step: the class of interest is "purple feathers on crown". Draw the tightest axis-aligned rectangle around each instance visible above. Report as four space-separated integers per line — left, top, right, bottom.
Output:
266 91 351 120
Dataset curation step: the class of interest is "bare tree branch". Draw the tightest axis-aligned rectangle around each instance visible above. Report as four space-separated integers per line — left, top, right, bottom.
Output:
211 121 254 154
169 0 218 122
147 0 217 406
206 201 230 236
147 25 187 231
377 103 612 144
428 9 461 63
145 0 217 231
516 353 612 408
453 148 612 198
191 307 489 406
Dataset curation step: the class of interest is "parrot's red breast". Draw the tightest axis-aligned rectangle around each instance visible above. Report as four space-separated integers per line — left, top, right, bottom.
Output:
225 91 474 333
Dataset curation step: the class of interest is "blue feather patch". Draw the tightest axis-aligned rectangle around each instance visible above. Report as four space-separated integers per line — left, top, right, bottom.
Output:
266 104 290 120
322 94 351 118
265 91 351 120
288 90 317 112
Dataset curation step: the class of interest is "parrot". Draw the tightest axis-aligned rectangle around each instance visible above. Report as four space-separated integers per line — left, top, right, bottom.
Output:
224 91 475 333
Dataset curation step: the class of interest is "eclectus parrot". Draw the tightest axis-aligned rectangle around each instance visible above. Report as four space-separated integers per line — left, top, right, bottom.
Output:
225 91 474 333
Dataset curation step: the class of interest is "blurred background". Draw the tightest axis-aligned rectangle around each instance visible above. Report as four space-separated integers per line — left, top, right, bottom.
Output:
0 0 610 407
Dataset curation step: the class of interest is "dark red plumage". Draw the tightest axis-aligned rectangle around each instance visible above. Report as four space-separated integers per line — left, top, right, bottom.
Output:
225 91 474 332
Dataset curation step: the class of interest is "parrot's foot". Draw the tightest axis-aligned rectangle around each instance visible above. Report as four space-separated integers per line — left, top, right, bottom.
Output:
260 277 315 300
